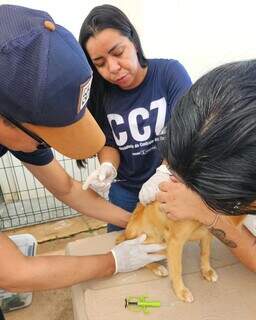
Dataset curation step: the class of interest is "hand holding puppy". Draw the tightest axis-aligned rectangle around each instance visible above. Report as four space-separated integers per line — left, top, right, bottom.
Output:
111 234 166 273
156 177 210 223
139 164 171 205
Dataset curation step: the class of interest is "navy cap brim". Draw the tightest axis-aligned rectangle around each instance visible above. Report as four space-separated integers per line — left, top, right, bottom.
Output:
23 109 106 159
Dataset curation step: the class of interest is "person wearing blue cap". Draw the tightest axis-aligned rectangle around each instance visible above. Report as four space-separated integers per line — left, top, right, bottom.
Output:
0 5 166 317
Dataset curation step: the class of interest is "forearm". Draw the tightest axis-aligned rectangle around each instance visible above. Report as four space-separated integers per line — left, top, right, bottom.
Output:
59 180 129 228
98 146 120 169
24 160 129 228
201 211 256 272
5 253 115 292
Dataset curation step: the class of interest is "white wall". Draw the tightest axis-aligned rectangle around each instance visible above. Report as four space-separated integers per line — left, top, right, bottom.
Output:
142 0 256 80
2 0 144 40
3 0 256 81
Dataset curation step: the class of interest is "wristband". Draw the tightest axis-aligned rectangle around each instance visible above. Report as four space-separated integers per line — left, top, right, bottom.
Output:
110 249 118 274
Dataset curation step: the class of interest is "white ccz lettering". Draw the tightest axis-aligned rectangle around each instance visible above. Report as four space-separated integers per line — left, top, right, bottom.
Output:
150 97 167 135
129 107 150 141
107 113 127 146
107 97 167 146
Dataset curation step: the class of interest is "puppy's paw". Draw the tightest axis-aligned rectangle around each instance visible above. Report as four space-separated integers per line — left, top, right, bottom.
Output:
146 263 168 277
201 267 218 282
176 287 194 303
152 265 169 277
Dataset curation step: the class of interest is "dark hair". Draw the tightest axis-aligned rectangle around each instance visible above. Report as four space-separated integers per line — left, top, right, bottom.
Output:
161 59 256 216
79 4 147 129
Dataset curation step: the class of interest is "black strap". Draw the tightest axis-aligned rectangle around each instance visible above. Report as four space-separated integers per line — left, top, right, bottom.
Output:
0 307 5 320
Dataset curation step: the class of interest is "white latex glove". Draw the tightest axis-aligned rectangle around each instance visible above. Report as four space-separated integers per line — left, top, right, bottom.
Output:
111 234 166 273
83 162 117 198
244 215 256 236
139 164 171 205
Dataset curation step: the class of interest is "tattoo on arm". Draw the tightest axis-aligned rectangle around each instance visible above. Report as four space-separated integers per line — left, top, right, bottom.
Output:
209 227 237 248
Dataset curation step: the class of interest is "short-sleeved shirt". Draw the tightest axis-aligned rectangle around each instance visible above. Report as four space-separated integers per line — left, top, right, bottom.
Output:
103 59 192 192
0 145 54 165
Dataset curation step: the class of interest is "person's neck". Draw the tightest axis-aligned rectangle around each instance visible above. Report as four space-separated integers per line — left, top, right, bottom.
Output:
136 66 148 87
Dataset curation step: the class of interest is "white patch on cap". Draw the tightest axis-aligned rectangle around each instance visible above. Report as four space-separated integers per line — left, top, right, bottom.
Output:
77 76 92 113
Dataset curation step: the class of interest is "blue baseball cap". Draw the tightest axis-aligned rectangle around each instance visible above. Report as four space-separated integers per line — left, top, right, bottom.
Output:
0 5 105 159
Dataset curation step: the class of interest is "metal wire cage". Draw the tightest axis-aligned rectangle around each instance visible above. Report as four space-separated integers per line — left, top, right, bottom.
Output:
0 150 98 230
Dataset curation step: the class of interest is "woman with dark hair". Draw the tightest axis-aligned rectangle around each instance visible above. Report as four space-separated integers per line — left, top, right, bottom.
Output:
156 60 256 271
79 4 192 231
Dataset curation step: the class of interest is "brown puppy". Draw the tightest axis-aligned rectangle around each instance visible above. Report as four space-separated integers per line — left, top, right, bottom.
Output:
116 201 244 302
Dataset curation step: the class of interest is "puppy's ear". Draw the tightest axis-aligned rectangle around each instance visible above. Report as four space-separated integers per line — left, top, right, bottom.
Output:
227 215 246 227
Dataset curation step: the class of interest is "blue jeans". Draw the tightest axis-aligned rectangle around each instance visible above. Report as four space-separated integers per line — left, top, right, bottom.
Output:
107 183 139 232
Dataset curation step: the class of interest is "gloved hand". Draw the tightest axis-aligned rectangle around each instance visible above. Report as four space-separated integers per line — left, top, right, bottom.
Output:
111 234 166 273
244 215 256 236
139 164 171 205
83 162 117 198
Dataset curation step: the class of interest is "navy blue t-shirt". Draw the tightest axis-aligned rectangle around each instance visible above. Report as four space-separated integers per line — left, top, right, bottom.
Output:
0 145 54 165
103 59 192 192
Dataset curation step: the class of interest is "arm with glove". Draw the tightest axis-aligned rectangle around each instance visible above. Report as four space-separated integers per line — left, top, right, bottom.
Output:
0 232 165 292
83 146 120 198
139 162 172 205
111 234 166 273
